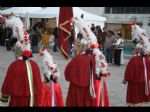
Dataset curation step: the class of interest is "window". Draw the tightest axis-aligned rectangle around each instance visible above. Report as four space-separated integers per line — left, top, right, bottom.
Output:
105 7 150 14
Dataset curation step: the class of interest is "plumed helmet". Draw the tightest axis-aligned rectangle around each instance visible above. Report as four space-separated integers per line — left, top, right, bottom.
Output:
39 48 60 81
71 17 109 75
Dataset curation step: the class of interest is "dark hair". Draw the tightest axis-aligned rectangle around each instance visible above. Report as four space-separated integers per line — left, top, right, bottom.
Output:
96 26 101 30
41 19 45 22
22 54 33 61
117 32 122 37
108 30 114 36
81 14 84 19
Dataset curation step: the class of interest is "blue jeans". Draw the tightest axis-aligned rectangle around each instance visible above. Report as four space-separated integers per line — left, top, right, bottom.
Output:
105 48 113 63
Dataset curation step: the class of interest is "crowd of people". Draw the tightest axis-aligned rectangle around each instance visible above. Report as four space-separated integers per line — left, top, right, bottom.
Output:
0 18 59 54
0 14 150 107
75 23 124 66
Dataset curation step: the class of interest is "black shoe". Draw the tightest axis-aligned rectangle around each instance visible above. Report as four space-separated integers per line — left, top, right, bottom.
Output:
53 50 58 52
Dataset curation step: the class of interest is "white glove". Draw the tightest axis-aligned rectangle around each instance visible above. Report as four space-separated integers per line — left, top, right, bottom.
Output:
0 101 8 107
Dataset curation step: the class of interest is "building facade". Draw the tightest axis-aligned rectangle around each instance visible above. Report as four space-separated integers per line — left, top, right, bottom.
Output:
79 7 150 40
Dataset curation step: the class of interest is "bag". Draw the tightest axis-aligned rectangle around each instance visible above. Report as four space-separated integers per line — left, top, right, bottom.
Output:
49 42 54 48
115 38 124 48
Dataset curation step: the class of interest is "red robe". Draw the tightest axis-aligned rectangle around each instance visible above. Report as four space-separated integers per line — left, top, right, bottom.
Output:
39 82 64 107
124 55 150 104
1 59 42 106
65 54 96 106
93 75 109 107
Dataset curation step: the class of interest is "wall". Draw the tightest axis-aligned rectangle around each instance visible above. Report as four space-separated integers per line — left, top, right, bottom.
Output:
79 7 105 16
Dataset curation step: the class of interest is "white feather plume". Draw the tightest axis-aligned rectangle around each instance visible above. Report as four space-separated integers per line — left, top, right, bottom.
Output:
131 24 150 54
72 18 109 75
40 49 60 80
4 16 31 54
5 16 24 40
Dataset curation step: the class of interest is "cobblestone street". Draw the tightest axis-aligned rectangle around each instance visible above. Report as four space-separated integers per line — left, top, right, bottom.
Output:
0 46 150 106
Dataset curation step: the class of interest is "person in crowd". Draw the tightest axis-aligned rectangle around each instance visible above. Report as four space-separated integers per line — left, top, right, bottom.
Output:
31 26 40 53
42 30 50 49
91 23 96 35
104 30 116 64
53 27 59 52
69 25 75 56
49 31 55 49
113 32 124 65
101 27 108 54
40 19 46 32
0 22 3 46
5 27 12 51
122 23 150 107
10 27 18 51
39 48 64 107
95 26 102 50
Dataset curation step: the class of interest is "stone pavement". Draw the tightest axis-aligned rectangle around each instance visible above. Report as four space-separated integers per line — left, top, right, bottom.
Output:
0 46 150 107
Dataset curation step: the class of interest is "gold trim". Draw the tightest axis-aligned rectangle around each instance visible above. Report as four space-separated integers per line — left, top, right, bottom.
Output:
59 20 71 60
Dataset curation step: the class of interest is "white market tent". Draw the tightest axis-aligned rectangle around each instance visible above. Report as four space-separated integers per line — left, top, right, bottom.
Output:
29 7 106 28
0 7 43 17
29 7 59 19
29 7 106 36
0 7 43 29
0 7 107 35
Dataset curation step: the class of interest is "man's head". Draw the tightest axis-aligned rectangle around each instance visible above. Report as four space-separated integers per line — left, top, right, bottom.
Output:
76 37 90 55
117 32 122 37
108 30 114 36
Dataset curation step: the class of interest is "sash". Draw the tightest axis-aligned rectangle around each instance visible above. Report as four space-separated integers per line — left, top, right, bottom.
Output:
143 57 149 96
25 60 34 107
51 81 56 107
89 55 96 99
97 74 109 107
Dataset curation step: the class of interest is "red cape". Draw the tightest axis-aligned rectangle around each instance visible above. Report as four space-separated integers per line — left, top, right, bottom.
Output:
39 83 64 107
65 54 96 87
125 56 150 83
1 59 42 106
124 56 150 104
65 54 97 106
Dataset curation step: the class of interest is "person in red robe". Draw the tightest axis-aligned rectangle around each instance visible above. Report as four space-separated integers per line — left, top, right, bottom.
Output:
65 18 110 107
65 43 110 107
122 23 150 106
39 48 64 107
65 41 96 106
122 53 150 106
0 31 42 106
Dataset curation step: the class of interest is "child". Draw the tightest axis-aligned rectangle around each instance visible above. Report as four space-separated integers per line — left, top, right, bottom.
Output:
39 48 64 107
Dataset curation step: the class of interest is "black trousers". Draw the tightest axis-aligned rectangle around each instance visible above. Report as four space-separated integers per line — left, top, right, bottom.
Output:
10 38 17 47
5 39 11 51
114 49 122 65
53 39 58 52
